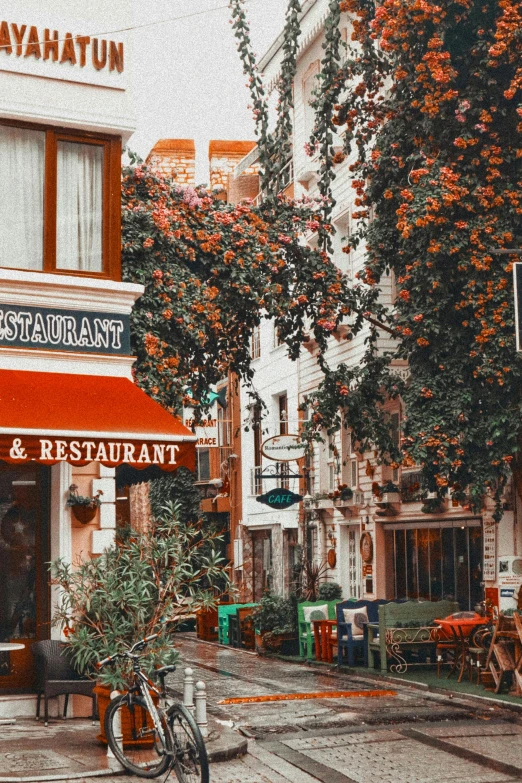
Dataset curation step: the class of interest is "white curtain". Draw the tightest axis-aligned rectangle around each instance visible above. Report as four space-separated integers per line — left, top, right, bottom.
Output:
0 126 45 270
56 141 103 272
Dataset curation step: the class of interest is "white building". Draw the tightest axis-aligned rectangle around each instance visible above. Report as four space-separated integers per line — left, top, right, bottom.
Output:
236 0 516 612
0 2 195 717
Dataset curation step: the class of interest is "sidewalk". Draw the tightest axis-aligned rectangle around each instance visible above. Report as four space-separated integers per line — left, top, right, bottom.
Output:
0 715 246 782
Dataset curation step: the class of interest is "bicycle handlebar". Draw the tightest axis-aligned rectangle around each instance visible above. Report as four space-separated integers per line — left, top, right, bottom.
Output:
96 632 161 668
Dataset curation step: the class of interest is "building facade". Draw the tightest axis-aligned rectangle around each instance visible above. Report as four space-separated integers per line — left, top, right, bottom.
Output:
233 0 519 612
0 3 196 717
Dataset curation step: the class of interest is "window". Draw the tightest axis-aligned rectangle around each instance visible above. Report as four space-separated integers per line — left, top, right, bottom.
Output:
303 61 320 139
252 403 263 495
0 120 121 278
250 326 261 360
278 394 288 435
390 412 400 483
343 428 358 489
274 324 284 348
197 449 210 482
333 212 352 278
326 432 338 492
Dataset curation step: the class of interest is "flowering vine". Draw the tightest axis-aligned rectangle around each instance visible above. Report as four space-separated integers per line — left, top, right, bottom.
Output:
121 163 362 418
302 0 522 516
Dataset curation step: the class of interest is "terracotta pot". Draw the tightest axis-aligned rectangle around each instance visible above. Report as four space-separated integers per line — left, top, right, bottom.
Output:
71 504 98 524
94 684 158 745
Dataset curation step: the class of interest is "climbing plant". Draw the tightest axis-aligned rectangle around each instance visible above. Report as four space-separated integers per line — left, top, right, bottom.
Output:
300 0 522 517
121 162 364 418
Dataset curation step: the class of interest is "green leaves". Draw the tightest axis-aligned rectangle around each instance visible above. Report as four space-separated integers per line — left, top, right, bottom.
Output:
50 503 230 690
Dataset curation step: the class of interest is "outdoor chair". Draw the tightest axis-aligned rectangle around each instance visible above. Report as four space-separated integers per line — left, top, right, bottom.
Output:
31 640 96 726
297 600 338 660
336 599 388 667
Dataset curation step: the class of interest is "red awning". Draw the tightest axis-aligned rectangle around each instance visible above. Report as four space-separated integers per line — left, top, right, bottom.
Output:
0 370 196 471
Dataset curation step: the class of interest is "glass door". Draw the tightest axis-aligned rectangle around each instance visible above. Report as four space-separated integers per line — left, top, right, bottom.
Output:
0 463 49 691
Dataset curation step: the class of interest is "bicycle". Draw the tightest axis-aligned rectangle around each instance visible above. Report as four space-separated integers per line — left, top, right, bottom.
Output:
97 633 209 782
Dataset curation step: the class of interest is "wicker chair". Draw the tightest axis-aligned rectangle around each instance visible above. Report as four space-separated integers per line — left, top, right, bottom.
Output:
31 640 96 726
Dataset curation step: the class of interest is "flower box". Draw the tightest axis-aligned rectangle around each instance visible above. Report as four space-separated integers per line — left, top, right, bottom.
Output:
381 492 400 504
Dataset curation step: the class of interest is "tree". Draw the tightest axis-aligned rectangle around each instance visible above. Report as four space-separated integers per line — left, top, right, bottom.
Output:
51 502 229 689
121 163 362 417
230 0 522 517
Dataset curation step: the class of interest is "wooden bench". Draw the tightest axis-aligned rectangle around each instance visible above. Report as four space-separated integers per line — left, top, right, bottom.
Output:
367 600 459 673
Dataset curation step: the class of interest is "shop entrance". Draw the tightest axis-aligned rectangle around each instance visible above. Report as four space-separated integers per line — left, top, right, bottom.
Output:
252 530 272 601
384 521 482 610
0 463 50 691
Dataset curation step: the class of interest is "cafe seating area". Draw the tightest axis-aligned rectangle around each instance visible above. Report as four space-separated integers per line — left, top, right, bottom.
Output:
197 595 522 701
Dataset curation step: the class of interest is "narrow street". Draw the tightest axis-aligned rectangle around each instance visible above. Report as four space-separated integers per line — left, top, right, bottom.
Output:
170 635 522 783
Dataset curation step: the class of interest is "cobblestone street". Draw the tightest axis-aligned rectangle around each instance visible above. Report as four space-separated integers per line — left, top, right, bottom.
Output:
169 636 522 783
6 635 522 783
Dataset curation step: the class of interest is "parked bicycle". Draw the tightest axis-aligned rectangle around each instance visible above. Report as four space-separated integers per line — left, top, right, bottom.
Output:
97 633 209 781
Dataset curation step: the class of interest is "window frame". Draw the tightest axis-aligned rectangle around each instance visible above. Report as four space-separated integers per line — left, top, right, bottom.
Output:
0 118 121 280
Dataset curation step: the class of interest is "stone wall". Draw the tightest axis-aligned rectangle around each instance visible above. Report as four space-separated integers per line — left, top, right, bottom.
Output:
146 138 196 185
209 140 257 196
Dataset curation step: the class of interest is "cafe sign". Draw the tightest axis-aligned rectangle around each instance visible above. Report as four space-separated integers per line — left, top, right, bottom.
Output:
0 304 130 355
256 488 303 510
261 434 306 462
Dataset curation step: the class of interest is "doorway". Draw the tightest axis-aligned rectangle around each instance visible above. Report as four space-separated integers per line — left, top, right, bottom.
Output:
0 462 50 691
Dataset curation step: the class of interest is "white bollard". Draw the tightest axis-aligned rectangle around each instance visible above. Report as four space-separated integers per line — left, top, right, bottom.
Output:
107 690 124 768
194 681 208 738
183 667 195 714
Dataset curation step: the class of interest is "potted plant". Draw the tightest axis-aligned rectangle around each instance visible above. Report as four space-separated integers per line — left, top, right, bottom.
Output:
380 481 401 504
67 484 103 524
317 582 342 601
329 484 353 505
51 501 230 740
421 491 445 514
253 593 297 655
312 492 332 509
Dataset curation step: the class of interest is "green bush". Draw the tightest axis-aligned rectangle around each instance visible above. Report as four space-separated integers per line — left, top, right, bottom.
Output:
51 501 229 690
317 582 342 601
253 593 296 635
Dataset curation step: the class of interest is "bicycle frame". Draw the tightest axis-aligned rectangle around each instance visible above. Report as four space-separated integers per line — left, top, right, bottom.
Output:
126 661 169 752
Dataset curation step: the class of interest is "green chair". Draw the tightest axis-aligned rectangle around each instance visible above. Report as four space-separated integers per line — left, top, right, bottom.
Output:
218 603 257 645
297 600 338 660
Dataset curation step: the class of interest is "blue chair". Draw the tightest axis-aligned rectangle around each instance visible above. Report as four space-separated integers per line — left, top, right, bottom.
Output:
336 599 388 667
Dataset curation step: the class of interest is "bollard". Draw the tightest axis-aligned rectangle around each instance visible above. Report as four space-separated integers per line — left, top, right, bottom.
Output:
194 681 208 738
107 690 124 768
183 667 195 714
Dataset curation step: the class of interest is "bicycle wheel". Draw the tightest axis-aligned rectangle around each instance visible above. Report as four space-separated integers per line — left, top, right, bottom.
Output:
168 703 209 783
104 693 171 779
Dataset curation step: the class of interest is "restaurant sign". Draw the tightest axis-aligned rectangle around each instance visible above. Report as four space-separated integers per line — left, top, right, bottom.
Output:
0 436 195 472
261 434 307 462
0 304 130 355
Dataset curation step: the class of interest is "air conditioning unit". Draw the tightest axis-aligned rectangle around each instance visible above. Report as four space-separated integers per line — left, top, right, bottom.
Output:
498 556 522 611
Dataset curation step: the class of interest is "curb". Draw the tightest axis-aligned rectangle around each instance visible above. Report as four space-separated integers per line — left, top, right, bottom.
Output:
304 659 522 715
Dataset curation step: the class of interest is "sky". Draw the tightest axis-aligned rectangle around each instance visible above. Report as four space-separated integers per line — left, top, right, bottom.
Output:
130 0 286 183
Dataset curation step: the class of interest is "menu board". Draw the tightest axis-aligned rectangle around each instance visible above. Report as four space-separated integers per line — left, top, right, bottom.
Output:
483 521 496 581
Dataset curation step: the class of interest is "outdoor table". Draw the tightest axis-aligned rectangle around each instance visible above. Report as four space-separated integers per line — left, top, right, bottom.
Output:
312 619 337 663
0 643 25 724
435 616 488 683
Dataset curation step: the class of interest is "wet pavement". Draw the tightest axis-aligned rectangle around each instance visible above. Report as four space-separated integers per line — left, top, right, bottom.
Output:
3 635 522 782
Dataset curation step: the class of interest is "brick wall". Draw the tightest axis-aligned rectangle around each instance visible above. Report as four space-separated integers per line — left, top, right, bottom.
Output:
209 140 257 196
146 138 196 185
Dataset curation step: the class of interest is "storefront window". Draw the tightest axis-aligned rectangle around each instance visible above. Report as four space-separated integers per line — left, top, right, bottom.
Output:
385 523 482 609
0 120 120 279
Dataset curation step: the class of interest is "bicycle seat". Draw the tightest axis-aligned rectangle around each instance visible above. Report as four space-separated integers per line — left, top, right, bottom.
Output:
152 665 176 679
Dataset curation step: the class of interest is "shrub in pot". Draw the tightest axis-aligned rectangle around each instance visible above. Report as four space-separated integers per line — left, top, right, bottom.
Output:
317 582 342 601
253 593 297 654
51 501 230 738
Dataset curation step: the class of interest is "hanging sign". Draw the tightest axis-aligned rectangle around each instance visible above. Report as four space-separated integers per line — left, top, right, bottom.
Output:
183 412 218 448
256 487 303 509
261 434 306 462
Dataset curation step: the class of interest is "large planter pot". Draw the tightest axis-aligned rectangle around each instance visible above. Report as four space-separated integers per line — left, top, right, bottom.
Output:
255 631 297 655
94 684 158 745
